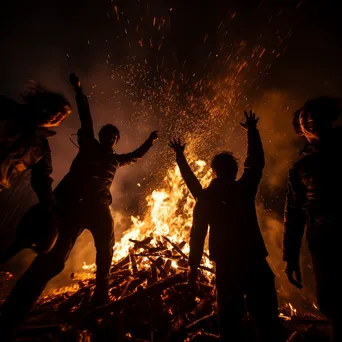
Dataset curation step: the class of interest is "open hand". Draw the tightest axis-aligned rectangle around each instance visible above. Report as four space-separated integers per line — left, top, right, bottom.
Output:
168 138 186 154
285 261 303 289
69 73 81 89
149 131 158 142
240 110 259 130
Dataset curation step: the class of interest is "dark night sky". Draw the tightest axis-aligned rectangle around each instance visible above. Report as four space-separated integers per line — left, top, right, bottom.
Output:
0 0 341 299
1 0 341 94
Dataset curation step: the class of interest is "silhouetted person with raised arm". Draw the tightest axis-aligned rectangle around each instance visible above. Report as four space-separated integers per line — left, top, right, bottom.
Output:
0 84 71 260
283 96 342 341
168 138 202 200
0 73 158 339
170 112 281 341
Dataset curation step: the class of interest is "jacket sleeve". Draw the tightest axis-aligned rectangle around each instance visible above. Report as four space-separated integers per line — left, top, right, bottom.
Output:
283 166 306 262
176 153 202 201
239 127 265 196
30 140 54 208
117 135 154 167
189 194 209 268
75 91 95 144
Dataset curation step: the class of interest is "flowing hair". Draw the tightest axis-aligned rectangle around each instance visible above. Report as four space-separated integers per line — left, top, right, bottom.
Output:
20 81 71 126
293 96 342 135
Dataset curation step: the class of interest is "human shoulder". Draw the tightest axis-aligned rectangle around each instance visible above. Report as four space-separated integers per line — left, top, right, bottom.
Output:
291 152 317 173
196 186 213 203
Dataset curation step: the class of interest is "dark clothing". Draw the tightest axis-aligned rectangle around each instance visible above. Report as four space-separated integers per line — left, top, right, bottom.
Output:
0 202 114 331
0 95 55 207
216 259 279 342
0 203 58 263
189 127 267 268
54 93 154 205
51 91 153 291
0 90 154 334
283 128 342 323
177 127 280 340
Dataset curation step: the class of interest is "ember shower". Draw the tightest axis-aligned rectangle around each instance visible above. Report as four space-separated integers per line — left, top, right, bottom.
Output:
0 0 320 315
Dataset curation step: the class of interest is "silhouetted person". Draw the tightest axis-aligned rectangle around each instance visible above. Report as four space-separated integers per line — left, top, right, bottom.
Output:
283 96 342 341
0 84 71 260
0 73 158 339
0 83 71 194
170 112 281 341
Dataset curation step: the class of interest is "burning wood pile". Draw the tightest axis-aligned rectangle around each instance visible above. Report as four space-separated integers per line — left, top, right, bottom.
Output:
0 164 332 341
2 234 218 341
0 234 332 342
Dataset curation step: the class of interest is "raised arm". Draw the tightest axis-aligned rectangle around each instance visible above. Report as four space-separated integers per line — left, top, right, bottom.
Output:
69 73 94 142
168 138 202 200
30 139 54 210
117 131 158 166
283 165 306 288
239 111 265 193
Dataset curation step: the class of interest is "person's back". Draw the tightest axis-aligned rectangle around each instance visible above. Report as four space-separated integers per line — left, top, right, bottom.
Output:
200 175 267 265
185 111 281 341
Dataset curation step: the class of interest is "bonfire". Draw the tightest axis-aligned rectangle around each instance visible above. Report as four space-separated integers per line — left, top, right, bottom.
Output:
0 161 330 341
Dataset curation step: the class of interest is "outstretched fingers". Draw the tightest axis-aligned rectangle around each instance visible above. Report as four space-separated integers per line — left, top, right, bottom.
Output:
168 138 177 147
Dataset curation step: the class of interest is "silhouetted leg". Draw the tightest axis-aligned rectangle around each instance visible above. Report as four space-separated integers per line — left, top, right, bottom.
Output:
89 205 114 306
0 205 41 265
0 215 80 337
0 240 26 265
311 249 342 342
246 260 281 342
215 262 245 341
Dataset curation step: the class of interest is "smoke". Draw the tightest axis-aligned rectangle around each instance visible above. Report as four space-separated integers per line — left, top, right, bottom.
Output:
256 90 301 190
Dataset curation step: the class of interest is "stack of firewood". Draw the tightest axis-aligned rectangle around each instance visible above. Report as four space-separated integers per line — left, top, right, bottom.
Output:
0 236 332 341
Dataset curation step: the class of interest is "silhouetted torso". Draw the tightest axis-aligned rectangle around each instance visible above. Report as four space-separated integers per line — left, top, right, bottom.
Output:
54 138 135 205
196 176 268 265
284 127 342 255
0 95 54 198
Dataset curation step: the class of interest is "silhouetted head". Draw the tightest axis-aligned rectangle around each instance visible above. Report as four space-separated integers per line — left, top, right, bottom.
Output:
21 82 71 127
293 96 341 145
211 152 239 181
99 124 120 148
